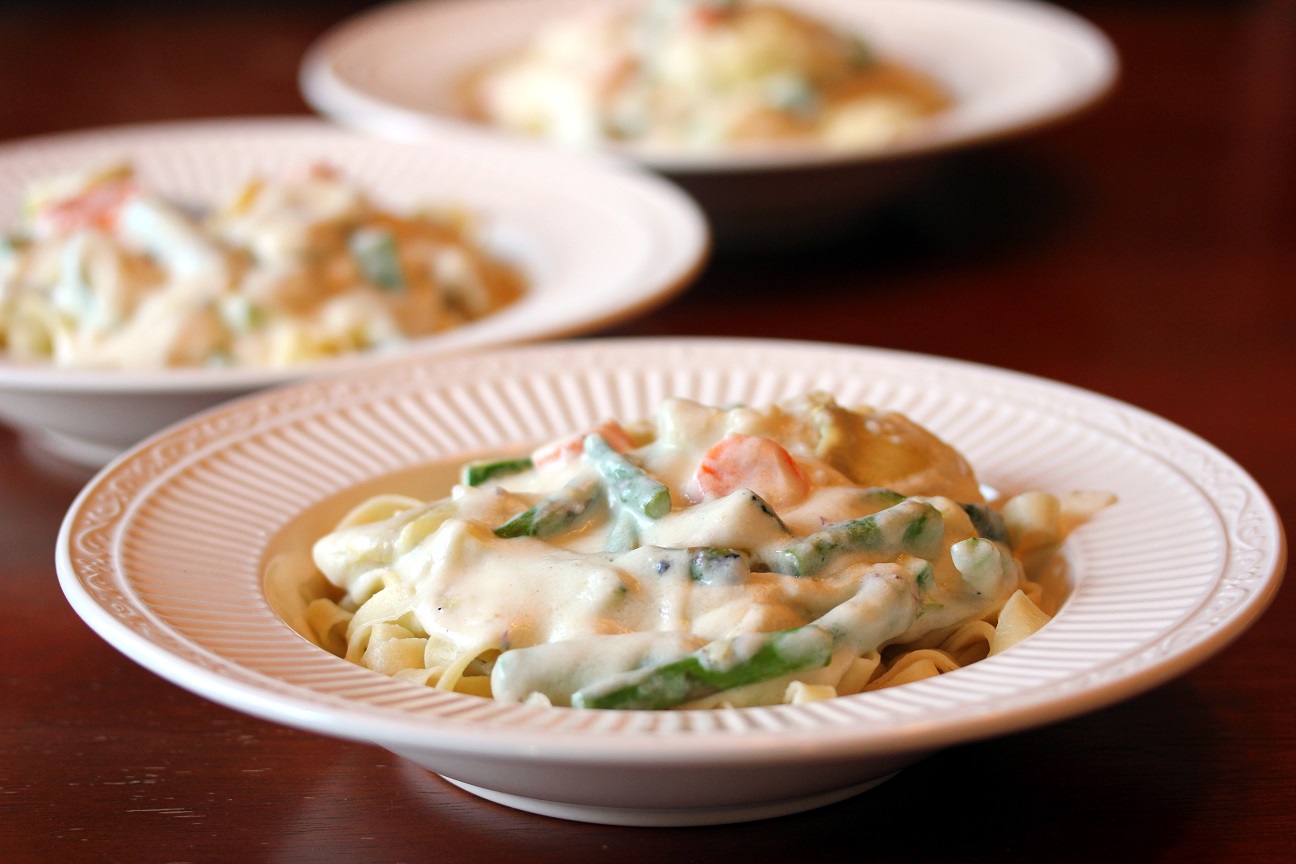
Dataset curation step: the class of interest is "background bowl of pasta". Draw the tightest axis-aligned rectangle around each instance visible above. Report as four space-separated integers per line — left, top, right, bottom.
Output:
57 338 1284 826
0 118 708 467
300 0 1118 242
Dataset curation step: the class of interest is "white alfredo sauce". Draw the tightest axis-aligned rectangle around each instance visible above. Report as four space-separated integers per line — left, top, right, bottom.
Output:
311 394 1022 708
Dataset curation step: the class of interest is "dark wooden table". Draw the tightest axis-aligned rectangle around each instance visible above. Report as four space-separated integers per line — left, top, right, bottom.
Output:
3 1 1293 861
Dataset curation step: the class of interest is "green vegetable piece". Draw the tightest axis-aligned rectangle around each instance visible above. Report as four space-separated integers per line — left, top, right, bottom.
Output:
584 433 671 520
571 626 833 710
461 456 533 487
765 74 818 116
603 509 641 554
688 547 747 585
848 36 876 69
906 556 935 590
770 498 944 577
961 502 1009 544
950 537 1014 595
860 487 907 509
493 475 599 539
349 227 405 291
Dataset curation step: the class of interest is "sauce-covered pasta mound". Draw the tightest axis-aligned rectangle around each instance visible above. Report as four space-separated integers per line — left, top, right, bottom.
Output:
0 163 523 369
308 393 1113 710
465 0 950 152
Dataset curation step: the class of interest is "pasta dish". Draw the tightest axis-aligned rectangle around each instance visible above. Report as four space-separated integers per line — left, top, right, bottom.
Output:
308 393 1112 710
0 163 523 369
464 0 950 153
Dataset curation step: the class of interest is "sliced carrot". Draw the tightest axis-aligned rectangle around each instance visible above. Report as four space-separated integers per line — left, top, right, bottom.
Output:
532 419 634 470
37 178 139 235
688 5 731 29
693 433 809 508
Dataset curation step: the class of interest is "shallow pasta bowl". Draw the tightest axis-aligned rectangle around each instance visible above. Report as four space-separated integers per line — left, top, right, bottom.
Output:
0 118 707 466
57 338 1284 826
300 0 1119 241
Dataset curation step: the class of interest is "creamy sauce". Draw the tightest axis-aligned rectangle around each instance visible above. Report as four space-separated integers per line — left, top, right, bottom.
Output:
312 393 1033 709
465 0 951 153
0 163 522 369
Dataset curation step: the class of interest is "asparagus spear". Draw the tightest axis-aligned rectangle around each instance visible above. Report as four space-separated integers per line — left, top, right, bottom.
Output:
689 547 747 585
859 487 907 509
461 456 534 487
603 509 641 554
810 567 925 654
960 502 1009 544
769 498 944 577
571 626 834 710
584 432 671 520
950 537 1016 595
854 487 1008 546
493 474 600 539
627 545 750 585
348 227 405 291
569 564 934 710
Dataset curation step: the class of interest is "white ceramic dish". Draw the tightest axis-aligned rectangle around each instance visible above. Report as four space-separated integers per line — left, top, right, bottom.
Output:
0 119 707 466
300 0 1118 241
302 0 1118 172
58 338 1284 826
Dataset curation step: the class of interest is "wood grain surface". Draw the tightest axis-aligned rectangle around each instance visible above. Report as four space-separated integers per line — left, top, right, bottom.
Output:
1 2 1292 861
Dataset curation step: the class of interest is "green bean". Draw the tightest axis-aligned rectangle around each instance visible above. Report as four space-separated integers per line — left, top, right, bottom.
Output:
571 626 833 710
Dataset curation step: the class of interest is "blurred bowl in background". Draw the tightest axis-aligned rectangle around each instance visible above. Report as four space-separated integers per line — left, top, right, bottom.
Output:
301 0 1118 244
0 118 708 466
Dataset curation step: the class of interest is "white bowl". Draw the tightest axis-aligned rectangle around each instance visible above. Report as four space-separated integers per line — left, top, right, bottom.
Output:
57 338 1285 826
0 119 708 466
301 0 1119 240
